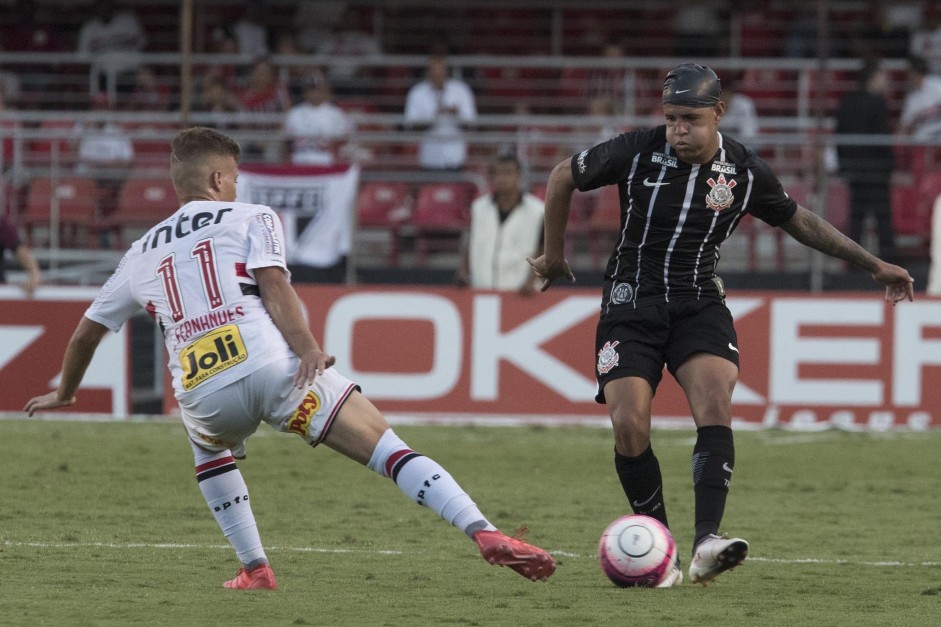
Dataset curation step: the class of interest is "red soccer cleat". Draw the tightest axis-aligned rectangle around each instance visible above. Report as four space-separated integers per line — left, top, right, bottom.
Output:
223 563 278 590
473 528 556 581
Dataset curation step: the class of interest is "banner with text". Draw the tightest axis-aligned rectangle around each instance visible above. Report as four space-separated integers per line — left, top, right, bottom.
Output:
3 286 938 431
0 287 129 416
236 164 359 267
214 285 936 431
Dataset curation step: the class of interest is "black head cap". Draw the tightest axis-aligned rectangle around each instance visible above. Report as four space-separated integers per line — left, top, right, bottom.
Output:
662 63 721 107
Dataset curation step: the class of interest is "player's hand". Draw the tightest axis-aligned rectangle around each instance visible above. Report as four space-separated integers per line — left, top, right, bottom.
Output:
526 254 576 292
871 261 914 305
293 349 336 389
24 392 75 417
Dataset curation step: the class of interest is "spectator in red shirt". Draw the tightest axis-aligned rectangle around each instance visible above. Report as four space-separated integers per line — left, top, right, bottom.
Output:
237 58 291 159
238 58 291 115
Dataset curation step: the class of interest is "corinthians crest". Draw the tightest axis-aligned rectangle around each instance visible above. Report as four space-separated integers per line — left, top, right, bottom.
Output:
705 173 737 211
597 340 620 375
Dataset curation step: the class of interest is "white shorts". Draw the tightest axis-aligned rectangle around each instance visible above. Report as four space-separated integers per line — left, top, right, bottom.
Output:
178 356 358 458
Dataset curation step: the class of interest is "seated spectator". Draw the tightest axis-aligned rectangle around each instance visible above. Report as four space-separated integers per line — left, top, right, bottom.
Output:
458 154 544 294
910 5 941 73
75 94 134 227
274 33 307 99
0 213 41 297
0 63 21 110
316 8 381 95
230 2 269 57
719 82 760 151
404 55 478 170
77 0 147 96
565 41 638 117
283 71 353 166
237 57 291 115
237 57 291 160
127 66 171 112
196 76 239 129
204 30 241 91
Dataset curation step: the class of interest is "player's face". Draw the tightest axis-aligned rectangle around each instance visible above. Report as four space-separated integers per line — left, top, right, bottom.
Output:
663 103 723 164
490 162 521 196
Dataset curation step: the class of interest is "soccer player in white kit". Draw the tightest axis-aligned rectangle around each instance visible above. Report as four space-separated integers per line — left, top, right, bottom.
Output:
24 127 555 589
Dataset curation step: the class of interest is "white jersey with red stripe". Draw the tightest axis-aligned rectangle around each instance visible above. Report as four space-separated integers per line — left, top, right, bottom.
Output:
85 200 295 402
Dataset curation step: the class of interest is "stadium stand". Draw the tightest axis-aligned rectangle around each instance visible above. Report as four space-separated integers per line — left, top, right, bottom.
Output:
104 177 178 248
22 176 100 247
409 182 476 266
0 0 937 284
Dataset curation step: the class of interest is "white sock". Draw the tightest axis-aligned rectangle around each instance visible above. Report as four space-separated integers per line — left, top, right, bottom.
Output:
192 443 267 567
367 429 497 537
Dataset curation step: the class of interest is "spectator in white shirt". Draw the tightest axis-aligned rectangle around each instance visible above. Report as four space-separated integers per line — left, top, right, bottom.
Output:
899 56 941 140
404 55 477 170
231 3 269 57
77 0 147 96
458 154 544 294
719 82 760 151
283 71 353 166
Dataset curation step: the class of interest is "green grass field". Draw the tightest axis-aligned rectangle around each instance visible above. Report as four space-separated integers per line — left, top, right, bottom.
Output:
1 420 939 626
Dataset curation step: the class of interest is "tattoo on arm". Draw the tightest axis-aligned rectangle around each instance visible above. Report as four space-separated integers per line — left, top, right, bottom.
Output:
779 205 880 272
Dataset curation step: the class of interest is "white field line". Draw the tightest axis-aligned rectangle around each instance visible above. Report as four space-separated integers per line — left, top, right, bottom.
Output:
3 541 938 567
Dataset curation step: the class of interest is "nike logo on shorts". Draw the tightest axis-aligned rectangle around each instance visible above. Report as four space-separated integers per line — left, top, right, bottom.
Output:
723 462 733 473
728 343 739 353
675 89 691 94
643 178 669 187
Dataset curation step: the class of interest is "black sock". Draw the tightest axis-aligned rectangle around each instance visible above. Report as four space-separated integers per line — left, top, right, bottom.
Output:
691 425 735 550
614 445 669 530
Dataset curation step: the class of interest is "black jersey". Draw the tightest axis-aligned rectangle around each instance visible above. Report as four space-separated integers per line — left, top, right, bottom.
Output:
571 125 797 311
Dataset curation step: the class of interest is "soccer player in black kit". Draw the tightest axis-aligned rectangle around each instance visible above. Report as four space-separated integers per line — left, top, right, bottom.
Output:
528 64 914 587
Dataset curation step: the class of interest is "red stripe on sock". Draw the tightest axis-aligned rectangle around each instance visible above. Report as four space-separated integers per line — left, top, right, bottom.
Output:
195 455 235 474
384 448 414 478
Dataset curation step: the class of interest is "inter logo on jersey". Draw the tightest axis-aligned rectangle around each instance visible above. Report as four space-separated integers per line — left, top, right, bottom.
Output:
705 173 737 211
180 324 248 390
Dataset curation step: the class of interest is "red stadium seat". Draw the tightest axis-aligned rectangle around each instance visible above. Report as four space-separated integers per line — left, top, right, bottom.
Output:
356 181 413 265
105 178 179 248
28 119 77 167
409 182 475 265
22 176 100 247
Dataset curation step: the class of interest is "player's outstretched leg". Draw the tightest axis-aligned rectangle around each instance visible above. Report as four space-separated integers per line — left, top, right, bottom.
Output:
688 534 748 586
366 428 556 581
192 443 277 590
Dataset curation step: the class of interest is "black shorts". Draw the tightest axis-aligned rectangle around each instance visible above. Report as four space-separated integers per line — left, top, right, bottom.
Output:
594 298 739 403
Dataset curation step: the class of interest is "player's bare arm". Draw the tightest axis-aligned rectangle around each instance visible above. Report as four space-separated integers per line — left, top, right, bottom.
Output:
254 265 335 388
24 317 110 416
779 204 914 303
527 158 576 291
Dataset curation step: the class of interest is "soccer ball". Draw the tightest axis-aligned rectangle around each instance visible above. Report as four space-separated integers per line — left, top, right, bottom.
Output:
598 514 678 587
